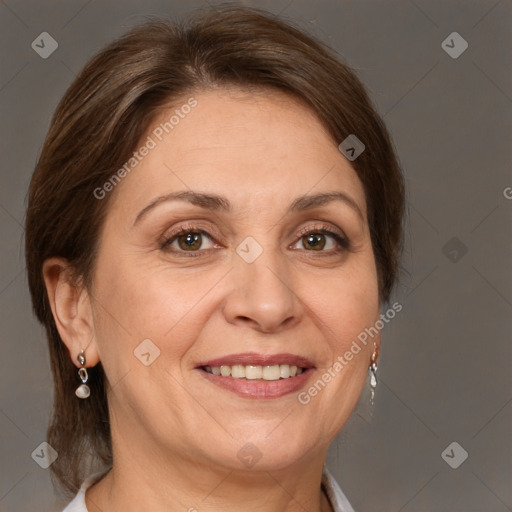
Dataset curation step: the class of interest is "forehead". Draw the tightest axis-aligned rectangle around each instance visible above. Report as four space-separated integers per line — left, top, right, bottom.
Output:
108 87 367 219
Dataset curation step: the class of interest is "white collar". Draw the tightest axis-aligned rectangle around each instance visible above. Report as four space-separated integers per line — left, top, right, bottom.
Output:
322 467 356 512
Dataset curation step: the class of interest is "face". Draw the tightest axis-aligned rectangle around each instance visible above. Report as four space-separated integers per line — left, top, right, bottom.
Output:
87 88 380 472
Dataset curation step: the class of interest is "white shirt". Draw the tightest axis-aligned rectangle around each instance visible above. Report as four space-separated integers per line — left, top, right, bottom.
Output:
62 467 355 512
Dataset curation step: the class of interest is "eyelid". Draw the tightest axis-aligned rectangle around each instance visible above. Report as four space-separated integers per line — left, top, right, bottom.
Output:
294 222 346 240
161 221 221 244
292 222 349 249
160 222 223 256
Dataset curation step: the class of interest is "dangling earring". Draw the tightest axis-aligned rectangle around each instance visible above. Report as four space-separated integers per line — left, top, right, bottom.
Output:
75 349 90 399
369 344 378 408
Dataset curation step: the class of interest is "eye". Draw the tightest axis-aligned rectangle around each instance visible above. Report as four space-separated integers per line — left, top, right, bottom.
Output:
291 224 349 252
162 227 216 254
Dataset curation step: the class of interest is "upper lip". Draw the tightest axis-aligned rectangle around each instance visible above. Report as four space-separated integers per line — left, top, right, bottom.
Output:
197 352 315 369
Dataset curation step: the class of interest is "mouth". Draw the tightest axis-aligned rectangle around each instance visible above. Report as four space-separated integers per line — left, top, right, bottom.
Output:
196 353 314 399
202 363 305 380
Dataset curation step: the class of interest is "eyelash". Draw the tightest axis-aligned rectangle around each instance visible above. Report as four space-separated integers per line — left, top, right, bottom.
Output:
295 224 350 252
160 223 349 257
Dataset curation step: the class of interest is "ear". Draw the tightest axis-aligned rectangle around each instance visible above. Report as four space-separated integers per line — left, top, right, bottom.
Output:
42 257 101 368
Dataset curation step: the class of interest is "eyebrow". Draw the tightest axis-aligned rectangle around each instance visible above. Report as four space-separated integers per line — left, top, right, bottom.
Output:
289 192 363 219
133 190 363 226
134 191 231 226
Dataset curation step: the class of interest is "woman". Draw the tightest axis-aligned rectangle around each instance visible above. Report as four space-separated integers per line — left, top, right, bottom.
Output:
25 5 404 511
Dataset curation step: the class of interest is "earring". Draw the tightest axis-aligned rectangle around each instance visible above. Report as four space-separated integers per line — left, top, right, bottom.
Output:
369 344 378 408
75 350 90 399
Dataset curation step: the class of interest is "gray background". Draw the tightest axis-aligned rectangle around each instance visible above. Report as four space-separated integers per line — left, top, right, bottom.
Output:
0 0 511 510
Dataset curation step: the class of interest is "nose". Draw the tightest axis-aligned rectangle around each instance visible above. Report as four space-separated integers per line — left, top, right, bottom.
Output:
222 246 301 333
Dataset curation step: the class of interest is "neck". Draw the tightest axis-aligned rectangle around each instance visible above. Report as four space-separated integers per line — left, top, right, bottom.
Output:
85 433 332 512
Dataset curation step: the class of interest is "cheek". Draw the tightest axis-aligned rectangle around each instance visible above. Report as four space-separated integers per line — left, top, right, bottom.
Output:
299 253 379 422
90 253 226 368
309 256 380 354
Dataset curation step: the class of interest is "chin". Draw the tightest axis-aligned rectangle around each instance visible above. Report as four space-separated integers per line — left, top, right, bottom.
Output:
214 428 321 472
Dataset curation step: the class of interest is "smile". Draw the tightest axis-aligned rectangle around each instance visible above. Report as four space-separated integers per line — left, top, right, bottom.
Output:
197 352 314 398
203 364 304 380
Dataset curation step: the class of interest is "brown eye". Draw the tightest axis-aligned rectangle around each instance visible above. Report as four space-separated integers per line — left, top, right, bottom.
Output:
291 227 347 252
163 229 215 253
177 232 202 251
302 233 326 251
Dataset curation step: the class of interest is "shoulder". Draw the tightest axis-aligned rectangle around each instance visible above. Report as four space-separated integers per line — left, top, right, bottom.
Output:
61 471 108 512
321 467 356 512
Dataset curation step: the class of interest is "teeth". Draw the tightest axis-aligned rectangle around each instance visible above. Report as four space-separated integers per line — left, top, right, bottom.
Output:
246 365 262 380
231 365 245 379
262 365 281 380
203 363 306 380
280 365 290 379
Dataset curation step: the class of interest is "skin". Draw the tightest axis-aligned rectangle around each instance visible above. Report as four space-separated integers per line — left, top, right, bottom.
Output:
44 87 380 512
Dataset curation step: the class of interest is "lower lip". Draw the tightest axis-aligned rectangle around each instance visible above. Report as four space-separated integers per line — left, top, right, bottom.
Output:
198 368 314 399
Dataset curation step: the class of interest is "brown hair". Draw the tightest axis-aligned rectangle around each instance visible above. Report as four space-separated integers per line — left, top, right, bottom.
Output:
25 4 404 497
